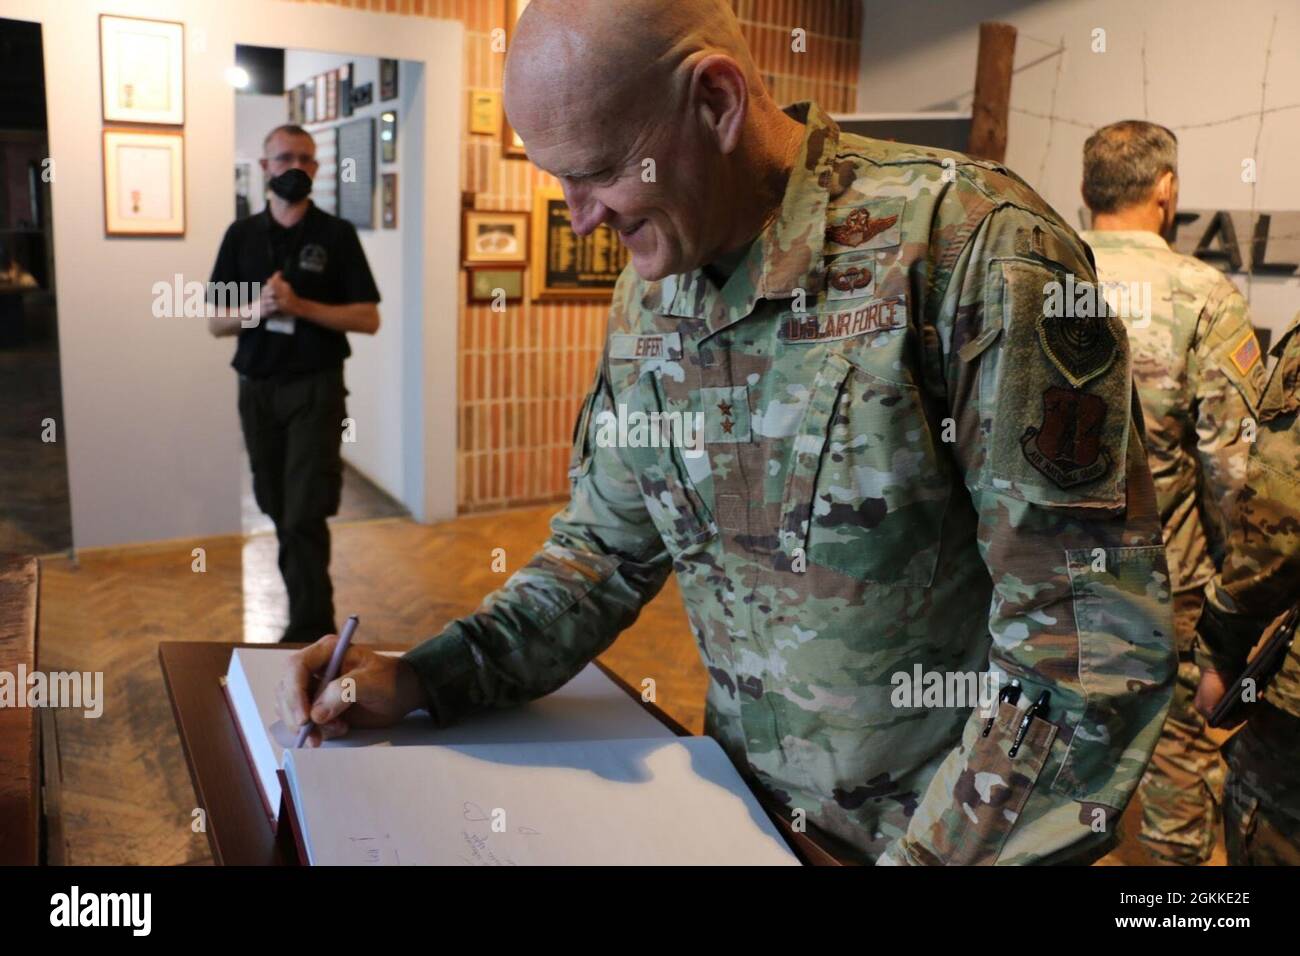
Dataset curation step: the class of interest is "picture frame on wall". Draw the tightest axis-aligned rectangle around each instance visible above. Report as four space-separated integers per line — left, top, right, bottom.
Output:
315 74 327 122
336 117 375 230
382 173 397 229
468 268 524 303
350 82 373 111
380 110 397 164
326 70 339 122
530 185 627 300
469 89 502 137
303 81 315 124
501 0 532 158
462 209 529 267
103 128 185 237
379 59 399 102
99 14 185 125
339 62 354 118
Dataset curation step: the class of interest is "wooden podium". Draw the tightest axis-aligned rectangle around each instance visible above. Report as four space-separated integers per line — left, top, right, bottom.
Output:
160 641 843 866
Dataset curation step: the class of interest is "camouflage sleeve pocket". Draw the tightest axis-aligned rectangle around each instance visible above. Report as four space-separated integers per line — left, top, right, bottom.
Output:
898 699 1057 865
982 259 1130 510
1052 545 1174 806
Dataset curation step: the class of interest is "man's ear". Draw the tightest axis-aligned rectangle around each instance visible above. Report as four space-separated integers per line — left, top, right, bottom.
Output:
691 55 748 155
1154 170 1175 208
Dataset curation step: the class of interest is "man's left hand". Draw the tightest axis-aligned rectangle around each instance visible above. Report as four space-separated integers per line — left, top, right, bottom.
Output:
1193 668 1245 727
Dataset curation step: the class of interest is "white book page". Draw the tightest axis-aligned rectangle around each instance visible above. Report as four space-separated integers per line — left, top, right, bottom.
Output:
283 737 801 866
226 648 675 813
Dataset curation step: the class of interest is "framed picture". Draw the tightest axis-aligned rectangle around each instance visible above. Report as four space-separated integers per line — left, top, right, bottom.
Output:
382 173 398 229
469 268 524 303
380 59 399 101
303 81 315 124
286 87 301 125
315 75 327 122
339 62 354 118
380 110 397 164
103 129 185 236
326 70 339 122
469 89 501 136
350 81 373 111
99 15 184 125
463 209 528 266
501 0 532 158
530 185 627 300
336 117 375 230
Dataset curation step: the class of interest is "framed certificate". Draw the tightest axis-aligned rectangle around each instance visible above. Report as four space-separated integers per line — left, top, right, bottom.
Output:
99 15 185 125
463 209 528 267
103 129 185 237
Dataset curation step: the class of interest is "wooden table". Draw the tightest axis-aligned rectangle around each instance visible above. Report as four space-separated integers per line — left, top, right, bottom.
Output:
0 556 40 865
160 641 839 865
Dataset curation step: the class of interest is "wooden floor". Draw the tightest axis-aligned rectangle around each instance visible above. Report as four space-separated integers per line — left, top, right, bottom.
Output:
38 506 1219 866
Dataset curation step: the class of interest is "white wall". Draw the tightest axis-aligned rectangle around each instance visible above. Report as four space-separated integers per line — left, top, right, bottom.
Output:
857 0 1300 336
1 0 462 548
233 92 281 215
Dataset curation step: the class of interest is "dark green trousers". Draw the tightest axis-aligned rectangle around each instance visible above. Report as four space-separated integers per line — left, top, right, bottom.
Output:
238 367 347 643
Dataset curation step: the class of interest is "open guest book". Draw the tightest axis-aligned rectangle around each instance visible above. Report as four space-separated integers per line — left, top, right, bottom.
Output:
224 648 801 866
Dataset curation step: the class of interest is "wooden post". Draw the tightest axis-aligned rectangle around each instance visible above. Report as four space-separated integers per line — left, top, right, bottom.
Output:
0 556 40 865
968 22 1017 162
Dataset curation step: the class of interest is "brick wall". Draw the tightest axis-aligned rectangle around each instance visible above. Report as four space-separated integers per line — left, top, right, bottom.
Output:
285 0 862 511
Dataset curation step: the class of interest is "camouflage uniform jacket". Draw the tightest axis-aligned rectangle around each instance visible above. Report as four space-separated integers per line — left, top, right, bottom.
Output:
405 102 1175 865
1081 229 1265 599
1197 313 1300 720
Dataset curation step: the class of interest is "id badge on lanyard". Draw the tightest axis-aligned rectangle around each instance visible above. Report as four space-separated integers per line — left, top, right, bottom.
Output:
265 212 302 335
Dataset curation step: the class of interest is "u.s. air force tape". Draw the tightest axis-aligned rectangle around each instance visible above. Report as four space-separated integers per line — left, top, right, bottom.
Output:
779 295 908 343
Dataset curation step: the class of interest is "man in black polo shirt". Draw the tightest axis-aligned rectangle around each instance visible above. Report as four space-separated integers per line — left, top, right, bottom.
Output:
208 124 381 643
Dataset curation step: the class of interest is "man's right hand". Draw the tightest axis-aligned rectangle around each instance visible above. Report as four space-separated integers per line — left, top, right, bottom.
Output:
275 634 428 747
259 282 280 319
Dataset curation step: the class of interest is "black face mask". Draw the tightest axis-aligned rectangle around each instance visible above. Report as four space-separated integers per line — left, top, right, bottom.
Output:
267 168 312 203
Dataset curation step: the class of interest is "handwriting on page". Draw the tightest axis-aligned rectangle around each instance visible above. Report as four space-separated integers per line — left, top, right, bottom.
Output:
347 833 399 865
458 801 542 866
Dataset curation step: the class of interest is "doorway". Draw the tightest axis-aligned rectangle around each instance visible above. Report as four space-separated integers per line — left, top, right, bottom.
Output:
0 17 70 556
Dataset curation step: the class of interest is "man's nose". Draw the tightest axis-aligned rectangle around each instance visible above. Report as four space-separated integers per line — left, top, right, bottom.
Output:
561 181 607 237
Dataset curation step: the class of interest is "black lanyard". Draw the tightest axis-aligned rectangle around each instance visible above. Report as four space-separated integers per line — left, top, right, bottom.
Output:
265 206 308 279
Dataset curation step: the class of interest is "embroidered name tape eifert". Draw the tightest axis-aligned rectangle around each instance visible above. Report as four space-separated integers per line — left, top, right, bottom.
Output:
610 332 683 360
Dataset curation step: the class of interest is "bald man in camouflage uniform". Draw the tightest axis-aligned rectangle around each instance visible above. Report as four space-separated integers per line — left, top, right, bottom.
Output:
281 0 1174 865
1195 311 1300 865
1080 121 1266 865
